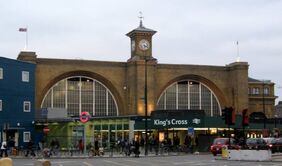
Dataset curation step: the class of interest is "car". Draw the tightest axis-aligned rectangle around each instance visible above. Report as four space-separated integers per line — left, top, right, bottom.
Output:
210 138 240 156
263 137 275 145
246 138 269 150
269 138 282 153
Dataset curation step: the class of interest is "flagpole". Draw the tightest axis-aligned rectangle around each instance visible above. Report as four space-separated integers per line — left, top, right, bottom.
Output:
25 26 28 50
19 27 28 50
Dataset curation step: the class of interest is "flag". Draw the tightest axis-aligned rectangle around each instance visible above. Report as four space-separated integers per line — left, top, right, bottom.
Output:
19 28 27 32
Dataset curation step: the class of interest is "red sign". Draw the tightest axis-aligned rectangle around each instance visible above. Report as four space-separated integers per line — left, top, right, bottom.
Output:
43 127 50 134
80 111 90 123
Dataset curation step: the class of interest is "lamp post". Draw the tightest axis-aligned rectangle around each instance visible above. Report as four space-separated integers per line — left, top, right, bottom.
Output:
262 81 266 129
144 58 148 156
274 114 278 128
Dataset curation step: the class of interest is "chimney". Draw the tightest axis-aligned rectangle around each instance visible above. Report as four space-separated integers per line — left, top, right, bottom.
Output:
17 51 37 63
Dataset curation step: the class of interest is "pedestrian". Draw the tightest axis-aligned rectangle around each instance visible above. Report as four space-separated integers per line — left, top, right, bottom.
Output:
190 136 196 154
50 139 55 156
94 140 99 156
173 135 180 151
134 138 140 157
0 141 8 157
7 137 15 155
54 138 60 155
184 135 191 153
154 136 159 155
78 139 84 154
25 139 36 157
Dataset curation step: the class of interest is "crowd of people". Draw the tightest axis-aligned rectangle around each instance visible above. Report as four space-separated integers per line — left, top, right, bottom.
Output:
96 134 199 156
1 134 199 158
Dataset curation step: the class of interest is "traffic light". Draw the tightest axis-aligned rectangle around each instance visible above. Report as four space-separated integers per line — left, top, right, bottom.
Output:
242 109 249 126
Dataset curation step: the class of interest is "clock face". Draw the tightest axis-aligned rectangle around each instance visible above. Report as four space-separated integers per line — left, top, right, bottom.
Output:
131 40 135 51
139 39 150 51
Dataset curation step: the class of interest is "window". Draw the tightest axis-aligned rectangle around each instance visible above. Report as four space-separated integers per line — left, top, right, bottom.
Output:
23 101 31 112
22 71 29 82
156 80 221 117
0 68 3 79
263 87 270 96
23 132 31 142
0 100 2 111
41 76 118 117
252 87 260 95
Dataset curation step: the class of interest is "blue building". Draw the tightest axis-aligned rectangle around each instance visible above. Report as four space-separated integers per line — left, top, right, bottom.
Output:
0 56 36 147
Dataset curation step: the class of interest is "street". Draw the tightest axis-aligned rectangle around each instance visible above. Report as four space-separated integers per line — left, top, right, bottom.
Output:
11 154 282 166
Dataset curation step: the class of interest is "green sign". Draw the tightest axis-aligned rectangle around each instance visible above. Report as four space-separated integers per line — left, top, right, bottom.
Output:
150 110 205 128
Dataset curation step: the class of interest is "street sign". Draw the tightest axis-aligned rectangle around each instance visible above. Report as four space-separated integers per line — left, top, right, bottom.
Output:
43 127 50 134
80 111 90 123
188 127 194 136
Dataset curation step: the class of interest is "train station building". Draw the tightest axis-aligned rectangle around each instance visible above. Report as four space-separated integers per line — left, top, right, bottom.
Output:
15 21 277 150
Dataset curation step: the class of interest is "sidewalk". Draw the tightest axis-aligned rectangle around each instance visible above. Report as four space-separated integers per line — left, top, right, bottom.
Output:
8 150 204 159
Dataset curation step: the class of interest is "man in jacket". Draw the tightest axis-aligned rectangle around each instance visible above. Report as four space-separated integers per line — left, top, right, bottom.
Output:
0 141 8 157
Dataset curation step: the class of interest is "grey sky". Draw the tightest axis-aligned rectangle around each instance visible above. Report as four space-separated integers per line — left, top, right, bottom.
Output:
1 0 282 103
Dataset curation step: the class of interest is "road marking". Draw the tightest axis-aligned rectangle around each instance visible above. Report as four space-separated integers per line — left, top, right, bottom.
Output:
123 159 143 163
83 162 93 166
173 161 198 165
104 160 130 166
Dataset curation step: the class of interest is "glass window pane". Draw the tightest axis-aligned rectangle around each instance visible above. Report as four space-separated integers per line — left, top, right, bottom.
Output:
22 71 29 82
156 80 221 117
41 76 118 117
166 84 176 109
190 81 200 110
178 82 188 109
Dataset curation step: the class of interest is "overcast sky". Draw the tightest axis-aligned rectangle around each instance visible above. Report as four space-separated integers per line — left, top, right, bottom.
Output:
1 0 282 103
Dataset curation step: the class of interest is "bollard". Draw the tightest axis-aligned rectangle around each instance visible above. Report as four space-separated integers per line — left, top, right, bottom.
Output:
34 160 51 166
0 157 13 166
221 145 228 159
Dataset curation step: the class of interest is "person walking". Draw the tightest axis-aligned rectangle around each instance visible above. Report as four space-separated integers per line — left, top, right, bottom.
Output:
94 140 99 156
134 138 140 157
7 137 15 155
78 139 84 154
154 136 159 155
25 139 36 157
0 141 8 157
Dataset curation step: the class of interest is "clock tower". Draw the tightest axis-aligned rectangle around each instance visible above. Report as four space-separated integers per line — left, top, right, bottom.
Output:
126 19 157 61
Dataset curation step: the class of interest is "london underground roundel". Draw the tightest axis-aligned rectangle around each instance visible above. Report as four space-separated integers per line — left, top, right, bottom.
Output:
80 111 90 123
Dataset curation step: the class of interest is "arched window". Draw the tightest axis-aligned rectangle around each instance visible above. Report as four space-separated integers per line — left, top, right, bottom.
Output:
157 80 221 116
41 76 118 117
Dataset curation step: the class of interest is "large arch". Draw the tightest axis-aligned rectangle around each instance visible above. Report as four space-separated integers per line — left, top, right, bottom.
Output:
156 74 227 116
39 70 124 117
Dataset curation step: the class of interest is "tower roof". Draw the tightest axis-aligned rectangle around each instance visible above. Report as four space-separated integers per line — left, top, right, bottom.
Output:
126 20 157 37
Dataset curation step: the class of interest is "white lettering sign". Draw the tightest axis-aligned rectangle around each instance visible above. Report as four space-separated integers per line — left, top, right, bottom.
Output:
153 119 188 127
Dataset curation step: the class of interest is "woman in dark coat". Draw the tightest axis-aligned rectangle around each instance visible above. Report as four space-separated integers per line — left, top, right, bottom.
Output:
134 138 140 157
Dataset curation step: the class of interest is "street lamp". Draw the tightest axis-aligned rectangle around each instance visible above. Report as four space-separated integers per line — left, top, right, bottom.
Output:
274 114 278 128
144 58 148 156
262 81 266 129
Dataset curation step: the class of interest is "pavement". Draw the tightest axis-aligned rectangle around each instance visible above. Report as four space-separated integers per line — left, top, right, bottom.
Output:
6 150 199 159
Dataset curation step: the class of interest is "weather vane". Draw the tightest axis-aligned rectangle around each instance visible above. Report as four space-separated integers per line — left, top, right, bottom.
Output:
138 11 144 27
138 11 144 21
